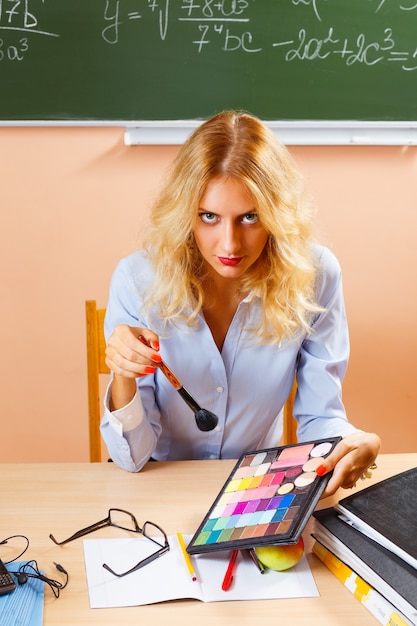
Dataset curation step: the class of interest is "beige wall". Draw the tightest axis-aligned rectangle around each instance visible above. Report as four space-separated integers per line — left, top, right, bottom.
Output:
1 127 416 463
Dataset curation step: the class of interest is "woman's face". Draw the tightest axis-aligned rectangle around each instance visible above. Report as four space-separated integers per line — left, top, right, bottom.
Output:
193 177 269 281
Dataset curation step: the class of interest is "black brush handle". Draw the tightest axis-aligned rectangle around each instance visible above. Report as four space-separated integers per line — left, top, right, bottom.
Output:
177 386 202 414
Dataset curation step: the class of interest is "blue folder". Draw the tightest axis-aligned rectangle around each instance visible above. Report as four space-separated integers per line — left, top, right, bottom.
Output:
0 562 44 626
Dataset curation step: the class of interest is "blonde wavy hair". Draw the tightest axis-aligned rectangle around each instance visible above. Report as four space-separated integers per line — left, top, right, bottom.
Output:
143 110 323 344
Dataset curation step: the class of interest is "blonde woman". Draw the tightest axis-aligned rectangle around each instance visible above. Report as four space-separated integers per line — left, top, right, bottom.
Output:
102 110 380 495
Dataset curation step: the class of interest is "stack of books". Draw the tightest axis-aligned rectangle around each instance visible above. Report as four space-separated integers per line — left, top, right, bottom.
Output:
312 467 417 626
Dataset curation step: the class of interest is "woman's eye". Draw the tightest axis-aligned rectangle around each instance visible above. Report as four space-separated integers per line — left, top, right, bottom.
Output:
242 213 259 224
198 212 218 224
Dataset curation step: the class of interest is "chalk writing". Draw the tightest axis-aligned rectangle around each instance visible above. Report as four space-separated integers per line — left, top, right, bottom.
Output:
291 0 323 23
290 0 417 22
0 35 28 60
274 26 417 71
0 0 58 37
95 0 417 71
0 1 415 72
0 0 57 61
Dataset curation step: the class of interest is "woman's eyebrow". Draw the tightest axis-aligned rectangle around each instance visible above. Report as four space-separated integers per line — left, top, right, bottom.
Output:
198 209 257 215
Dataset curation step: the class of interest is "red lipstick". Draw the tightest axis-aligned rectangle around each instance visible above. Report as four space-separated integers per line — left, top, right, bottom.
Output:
218 257 243 266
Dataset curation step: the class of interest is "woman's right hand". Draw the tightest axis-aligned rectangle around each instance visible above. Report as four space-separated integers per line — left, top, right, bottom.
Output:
106 325 161 378
105 325 161 410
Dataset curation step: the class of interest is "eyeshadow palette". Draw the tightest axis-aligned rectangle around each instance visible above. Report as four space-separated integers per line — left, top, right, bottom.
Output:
187 437 341 555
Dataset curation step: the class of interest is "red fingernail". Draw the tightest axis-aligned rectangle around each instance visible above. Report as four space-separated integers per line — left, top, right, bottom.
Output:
316 464 327 476
145 366 156 374
151 353 162 363
152 340 160 351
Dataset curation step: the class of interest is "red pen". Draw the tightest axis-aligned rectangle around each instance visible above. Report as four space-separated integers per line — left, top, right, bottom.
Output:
221 549 239 591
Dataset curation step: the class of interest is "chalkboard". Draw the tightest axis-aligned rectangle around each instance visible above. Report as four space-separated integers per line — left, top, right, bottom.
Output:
0 0 416 124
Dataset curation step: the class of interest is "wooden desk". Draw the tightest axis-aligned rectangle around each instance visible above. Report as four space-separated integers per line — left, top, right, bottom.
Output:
1 454 416 626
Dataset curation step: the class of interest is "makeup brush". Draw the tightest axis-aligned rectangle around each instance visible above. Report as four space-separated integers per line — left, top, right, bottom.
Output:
138 336 219 432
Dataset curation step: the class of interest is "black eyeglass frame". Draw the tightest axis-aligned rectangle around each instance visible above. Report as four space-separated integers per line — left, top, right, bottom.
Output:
49 508 169 578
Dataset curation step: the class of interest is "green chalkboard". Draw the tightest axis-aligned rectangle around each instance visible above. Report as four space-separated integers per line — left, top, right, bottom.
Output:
0 0 416 123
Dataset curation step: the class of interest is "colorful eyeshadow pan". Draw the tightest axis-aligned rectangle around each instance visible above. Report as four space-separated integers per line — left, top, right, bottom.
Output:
277 482 294 495
187 437 341 555
294 472 317 487
285 465 303 479
250 451 268 465
310 441 333 457
303 456 325 472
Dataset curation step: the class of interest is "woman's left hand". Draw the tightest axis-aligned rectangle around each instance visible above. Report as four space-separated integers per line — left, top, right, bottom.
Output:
318 431 381 498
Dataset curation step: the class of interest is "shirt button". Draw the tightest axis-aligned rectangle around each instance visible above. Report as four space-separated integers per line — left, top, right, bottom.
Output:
216 386 224 393
209 454 217 460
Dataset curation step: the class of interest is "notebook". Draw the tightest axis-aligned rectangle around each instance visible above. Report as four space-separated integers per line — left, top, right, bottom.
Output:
313 507 417 624
334 467 417 569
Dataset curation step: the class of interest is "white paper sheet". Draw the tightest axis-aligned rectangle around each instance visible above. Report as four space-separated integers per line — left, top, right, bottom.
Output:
83 534 319 607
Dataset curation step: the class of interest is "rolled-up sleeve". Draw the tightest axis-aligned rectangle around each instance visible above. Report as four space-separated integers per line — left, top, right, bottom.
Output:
99 253 162 472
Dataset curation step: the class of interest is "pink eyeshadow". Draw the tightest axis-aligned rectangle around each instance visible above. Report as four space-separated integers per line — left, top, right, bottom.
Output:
224 503 238 516
271 456 309 469
265 485 279 498
270 471 285 485
278 444 314 460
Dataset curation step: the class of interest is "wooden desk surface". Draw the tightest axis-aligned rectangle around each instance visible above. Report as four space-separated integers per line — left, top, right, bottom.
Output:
1 453 416 626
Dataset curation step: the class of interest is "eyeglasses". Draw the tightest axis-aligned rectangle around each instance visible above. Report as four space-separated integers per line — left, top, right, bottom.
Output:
49 508 169 578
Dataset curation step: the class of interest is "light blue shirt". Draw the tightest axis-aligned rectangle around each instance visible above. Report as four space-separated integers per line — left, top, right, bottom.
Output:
101 244 357 472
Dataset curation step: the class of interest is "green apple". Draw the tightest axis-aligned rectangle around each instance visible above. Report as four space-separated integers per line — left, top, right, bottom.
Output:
255 536 305 571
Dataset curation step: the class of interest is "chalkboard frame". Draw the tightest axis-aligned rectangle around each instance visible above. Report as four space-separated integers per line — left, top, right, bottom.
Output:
1 119 416 146
122 120 417 145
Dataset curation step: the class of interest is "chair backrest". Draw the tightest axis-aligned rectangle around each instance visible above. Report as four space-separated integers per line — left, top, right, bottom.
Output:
281 378 298 446
85 300 110 462
85 299 297 461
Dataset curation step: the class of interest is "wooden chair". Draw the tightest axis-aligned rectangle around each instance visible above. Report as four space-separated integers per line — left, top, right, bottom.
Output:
281 378 298 445
85 300 110 462
86 300 298 461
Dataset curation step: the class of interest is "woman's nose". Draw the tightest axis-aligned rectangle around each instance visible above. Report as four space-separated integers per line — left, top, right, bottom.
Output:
220 222 240 254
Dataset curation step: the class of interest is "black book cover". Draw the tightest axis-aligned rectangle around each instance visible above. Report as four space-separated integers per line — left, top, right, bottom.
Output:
313 507 417 613
336 467 417 561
